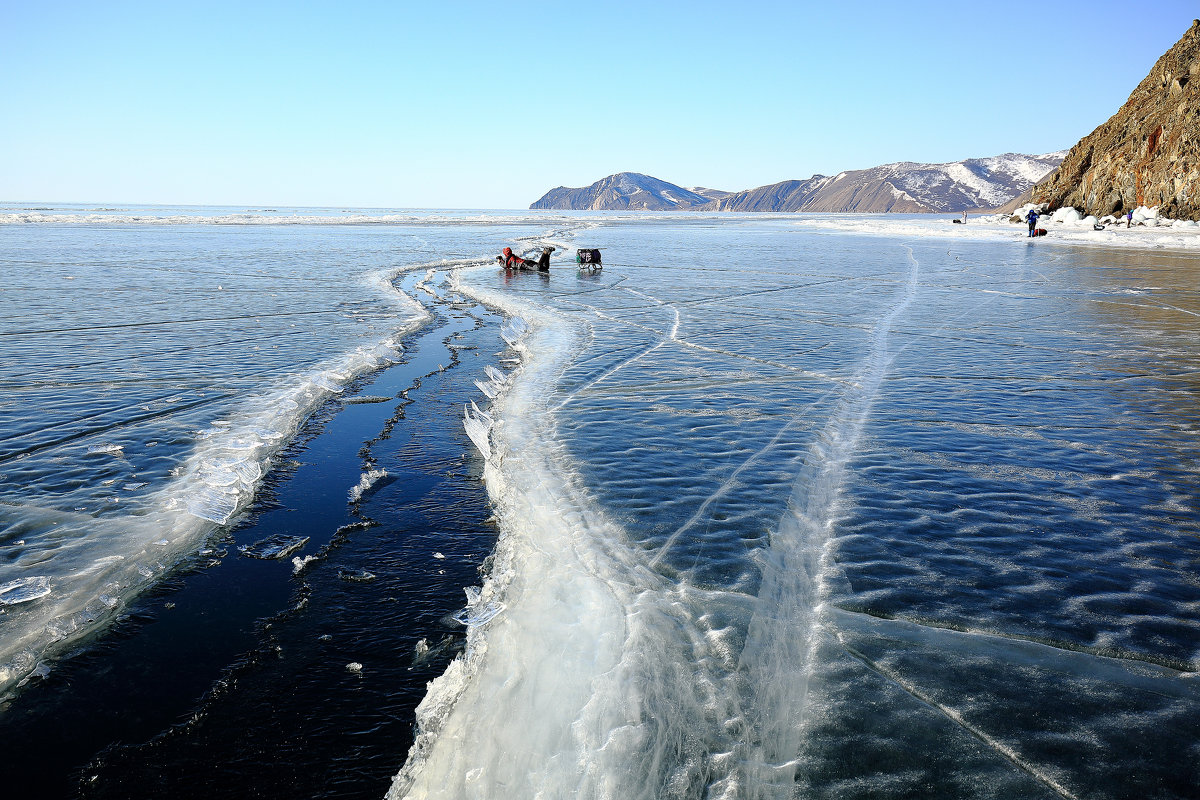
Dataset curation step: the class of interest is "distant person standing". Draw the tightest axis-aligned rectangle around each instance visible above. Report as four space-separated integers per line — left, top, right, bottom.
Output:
1026 209 1039 237
1127 210 1134 227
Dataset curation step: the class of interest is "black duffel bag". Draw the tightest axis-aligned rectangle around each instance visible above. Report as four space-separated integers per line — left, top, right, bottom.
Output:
576 248 602 265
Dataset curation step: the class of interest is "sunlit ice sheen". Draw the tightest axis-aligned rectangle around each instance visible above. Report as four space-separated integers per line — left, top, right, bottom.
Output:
389 217 1200 799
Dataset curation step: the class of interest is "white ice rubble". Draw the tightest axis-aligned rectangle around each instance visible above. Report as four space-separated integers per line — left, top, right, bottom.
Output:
292 555 319 574
463 323 524 462
349 468 389 503
791 204 1200 250
1010 202 1198 231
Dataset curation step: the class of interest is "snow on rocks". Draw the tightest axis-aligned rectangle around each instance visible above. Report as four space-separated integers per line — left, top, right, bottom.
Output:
1049 207 1083 224
791 206 1200 250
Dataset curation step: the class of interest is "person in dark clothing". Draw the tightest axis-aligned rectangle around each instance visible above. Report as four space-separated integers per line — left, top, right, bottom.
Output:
1026 209 1039 237
498 246 554 271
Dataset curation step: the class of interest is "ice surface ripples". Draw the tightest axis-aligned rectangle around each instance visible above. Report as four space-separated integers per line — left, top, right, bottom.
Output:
391 244 941 798
401 229 1199 799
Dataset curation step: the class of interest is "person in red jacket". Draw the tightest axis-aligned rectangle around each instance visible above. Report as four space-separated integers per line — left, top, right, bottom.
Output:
498 246 553 271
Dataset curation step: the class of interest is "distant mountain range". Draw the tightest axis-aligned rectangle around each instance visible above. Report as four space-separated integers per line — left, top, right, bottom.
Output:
530 153 1066 213
529 174 730 212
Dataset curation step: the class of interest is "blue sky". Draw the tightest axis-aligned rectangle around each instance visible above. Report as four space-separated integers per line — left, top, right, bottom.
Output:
3 1 1196 208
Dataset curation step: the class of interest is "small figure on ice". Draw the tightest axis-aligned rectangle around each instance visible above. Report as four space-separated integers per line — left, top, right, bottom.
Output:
1026 209 1040 237
498 246 553 271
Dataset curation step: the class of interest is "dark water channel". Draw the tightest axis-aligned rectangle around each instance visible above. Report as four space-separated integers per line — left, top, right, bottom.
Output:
0 270 501 798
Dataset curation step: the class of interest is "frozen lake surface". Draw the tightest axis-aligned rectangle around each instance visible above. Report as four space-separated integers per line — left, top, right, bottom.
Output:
0 208 1197 798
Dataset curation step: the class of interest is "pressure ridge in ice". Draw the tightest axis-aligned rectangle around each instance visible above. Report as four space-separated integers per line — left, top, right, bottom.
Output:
0 319 423 697
389 242 954 799
499 318 528 349
389 281 671 798
462 403 493 461
462 318 523 461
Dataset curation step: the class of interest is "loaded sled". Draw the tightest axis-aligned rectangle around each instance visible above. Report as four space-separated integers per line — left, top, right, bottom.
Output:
575 248 603 272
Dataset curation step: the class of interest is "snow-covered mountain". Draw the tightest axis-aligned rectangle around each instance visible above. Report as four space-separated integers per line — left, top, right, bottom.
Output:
530 153 1065 213
530 173 722 211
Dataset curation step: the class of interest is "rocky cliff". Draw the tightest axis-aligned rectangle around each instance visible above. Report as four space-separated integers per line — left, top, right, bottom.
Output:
1031 20 1200 220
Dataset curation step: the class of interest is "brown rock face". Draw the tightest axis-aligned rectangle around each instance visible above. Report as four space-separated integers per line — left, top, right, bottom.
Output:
1032 20 1200 220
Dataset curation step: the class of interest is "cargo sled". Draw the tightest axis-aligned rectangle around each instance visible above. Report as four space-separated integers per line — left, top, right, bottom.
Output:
576 248 603 272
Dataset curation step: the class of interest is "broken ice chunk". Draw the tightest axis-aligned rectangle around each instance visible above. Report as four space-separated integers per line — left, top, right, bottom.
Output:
348 468 389 503
453 601 506 628
292 555 319 574
338 569 376 583
463 403 492 460
239 534 310 560
186 486 240 524
0 576 52 606
345 395 393 405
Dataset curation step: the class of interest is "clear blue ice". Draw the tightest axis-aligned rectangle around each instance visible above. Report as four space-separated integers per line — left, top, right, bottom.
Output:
0 208 1197 799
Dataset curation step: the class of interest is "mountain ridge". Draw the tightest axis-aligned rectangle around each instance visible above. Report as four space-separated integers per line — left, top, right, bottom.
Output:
530 152 1065 213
